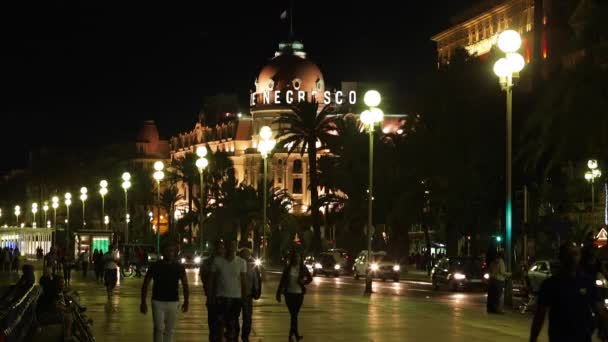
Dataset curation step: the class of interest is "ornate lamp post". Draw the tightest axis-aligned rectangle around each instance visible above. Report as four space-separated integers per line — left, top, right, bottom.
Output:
31 203 38 228
153 161 165 255
257 127 275 261
493 29 526 306
43 202 49 228
585 159 602 212
196 147 209 253
121 172 132 244
65 193 72 252
80 187 88 227
14 205 21 226
52 196 59 245
360 90 384 294
99 180 108 229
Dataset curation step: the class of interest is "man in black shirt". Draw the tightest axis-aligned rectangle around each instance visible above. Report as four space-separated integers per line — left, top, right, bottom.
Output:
530 242 608 342
141 243 189 342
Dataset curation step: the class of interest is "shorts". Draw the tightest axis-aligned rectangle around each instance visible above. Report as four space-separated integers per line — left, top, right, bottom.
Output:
104 269 117 288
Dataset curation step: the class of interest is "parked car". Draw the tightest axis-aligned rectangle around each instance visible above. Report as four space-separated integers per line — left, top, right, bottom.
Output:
353 251 401 282
431 256 488 291
326 248 354 272
312 253 342 277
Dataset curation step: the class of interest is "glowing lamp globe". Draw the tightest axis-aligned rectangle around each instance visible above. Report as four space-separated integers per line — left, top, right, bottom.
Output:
360 110 373 126
371 108 384 123
506 53 525 73
585 171 593 180
122 181 131 190
588 159 598 169
52 202 58 209
100 180 108 188
593 169 602 178
122 172 131 182
493 58 511 77
363 90 381 107
65 192 72 200
65 199 72 206
80 193 87 201
99 187 108 196
196 146 208 158
80 187 87 195
497 30 522 53
196 158 209 170
153 170 165 181
154 161 164 171
43 203 49 212
259 126 273 140
52 196 59 204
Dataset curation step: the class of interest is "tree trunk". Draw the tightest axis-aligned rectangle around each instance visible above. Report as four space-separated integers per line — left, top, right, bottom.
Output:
188 180 193 243
308 142 321 255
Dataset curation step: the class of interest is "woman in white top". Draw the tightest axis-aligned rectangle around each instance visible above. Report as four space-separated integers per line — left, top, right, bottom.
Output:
276 251 312 341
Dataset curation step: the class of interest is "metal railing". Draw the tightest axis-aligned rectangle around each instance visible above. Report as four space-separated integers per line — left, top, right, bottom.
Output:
0 285 41 342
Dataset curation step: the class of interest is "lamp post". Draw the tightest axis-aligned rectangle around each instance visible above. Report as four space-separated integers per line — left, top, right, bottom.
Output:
14 205 21 226
585 159 602 213
80 187 88 227
65 193 72 252
257 127 275 261
493 29 526 306
99 180 108 229
153 161 165 255
360 90 384 294
32 203 38 228
196 147 209 254
52 196 59 246
43 202 49 228
121 172 131 244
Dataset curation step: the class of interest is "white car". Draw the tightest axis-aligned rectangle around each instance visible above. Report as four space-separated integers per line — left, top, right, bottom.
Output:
353 251 401 282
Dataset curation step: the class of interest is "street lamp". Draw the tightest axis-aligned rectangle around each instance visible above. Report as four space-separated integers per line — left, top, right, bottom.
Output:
52 196 59 245
32 203 38 228
65 193 72 252
493 29 525 306
196 146 209 253
153 161 165 255
99 180 108 229
360 90 384 294
14 205 21 226
80 187 88 227
585 160 602 212
257 127 275 260
43 202 49 228
121 172 131 244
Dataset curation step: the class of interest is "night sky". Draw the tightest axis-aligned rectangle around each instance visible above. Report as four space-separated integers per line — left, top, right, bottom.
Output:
0 0 477 171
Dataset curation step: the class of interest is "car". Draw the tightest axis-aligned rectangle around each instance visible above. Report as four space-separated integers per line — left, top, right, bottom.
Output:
431 256 487 291
353 251 401 282
526 260 608 299
312 253 343 277
326 248 352 268
304 256 315 275
179 250 203 268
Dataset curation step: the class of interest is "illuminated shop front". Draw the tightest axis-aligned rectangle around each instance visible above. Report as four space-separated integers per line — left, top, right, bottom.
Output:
0 227 54 256
75 230 114 255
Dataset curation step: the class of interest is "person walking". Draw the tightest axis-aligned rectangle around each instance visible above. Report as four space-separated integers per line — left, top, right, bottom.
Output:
141 243 189 342
81 249 90 277
209 240 247 342
237 248 262 342
202 240 225 341
103 246 120 300
12 248 20 273
487 248 510 314
276 250 312 341
94 249 104 283
530 242 608 342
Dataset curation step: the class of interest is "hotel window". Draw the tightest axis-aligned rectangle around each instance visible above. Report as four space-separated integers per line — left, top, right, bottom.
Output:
293 160 303 174
292 178 303 194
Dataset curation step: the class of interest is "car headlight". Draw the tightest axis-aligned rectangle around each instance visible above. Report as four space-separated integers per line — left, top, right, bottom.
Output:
194 257 201 264
147 256 151 261
393 265 400 272
484 273 490 280
315 263 322 269
180 258 186 264
254 258 262 267
334 264 341 270
370 263 379 272
453 273 466 280
596 279 605 287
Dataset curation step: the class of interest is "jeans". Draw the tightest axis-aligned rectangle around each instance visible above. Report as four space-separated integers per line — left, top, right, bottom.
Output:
285 293 304 337
487 279 504 313
207 302 219 342
82 262 88 277
152 300 179 342
237 296 253 341
216 297 242 342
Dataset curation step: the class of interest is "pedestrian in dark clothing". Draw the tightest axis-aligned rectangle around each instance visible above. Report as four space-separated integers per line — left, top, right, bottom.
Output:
276 250 312 341
81 249 90 277
62 254 73 287
202 240 225 342
487 248 510 314
141 243 189 342
237 248 262 342
530 242 608 342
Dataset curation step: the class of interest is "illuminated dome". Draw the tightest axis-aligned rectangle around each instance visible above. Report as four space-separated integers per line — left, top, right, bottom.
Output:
137 120 160 153
254 41 325 105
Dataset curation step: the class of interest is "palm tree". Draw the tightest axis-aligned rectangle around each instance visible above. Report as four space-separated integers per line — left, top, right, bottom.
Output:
275 100 337 254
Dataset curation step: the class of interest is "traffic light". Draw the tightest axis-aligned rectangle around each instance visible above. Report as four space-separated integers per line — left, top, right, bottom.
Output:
496 235 502 243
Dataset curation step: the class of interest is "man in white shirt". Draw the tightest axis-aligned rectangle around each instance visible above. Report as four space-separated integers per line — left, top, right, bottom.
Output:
209 240 246 342
103 246 120 300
